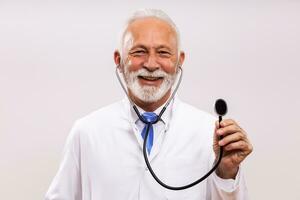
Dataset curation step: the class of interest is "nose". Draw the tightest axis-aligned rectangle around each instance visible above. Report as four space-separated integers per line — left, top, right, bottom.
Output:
143 53 160 72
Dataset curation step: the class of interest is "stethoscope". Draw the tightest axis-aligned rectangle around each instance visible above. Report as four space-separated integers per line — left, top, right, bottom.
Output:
115 65 227 190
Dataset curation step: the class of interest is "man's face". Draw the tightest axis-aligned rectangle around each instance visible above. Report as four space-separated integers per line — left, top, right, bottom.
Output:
120 17 182 103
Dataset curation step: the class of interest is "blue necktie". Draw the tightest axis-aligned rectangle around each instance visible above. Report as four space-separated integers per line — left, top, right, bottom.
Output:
141 112 158 155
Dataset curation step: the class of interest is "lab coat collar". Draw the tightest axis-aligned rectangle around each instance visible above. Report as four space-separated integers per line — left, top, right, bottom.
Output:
123 95 176 127
122 95 181 162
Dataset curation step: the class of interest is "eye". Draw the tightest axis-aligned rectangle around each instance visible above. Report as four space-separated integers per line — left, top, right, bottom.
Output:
130 50 147 57
158 50 171 57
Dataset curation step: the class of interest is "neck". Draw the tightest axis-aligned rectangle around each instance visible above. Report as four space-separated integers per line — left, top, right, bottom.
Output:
128 89 171 112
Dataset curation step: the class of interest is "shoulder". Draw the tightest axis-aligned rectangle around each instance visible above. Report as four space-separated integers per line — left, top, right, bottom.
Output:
169 98 217 150
74 99 128 132
175 98 217 124
172 98 217 137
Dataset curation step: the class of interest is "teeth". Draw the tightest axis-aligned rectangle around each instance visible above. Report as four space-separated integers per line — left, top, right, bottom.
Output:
141 76 160 81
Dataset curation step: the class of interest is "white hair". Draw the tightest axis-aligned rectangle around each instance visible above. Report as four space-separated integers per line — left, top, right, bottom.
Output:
118 9 181 58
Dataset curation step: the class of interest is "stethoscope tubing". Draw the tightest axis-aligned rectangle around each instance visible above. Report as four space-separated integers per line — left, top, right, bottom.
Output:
115 66 223 190
142 117 224 190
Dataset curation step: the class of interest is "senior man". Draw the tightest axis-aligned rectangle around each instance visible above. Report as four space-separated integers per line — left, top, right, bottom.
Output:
45 9 252 200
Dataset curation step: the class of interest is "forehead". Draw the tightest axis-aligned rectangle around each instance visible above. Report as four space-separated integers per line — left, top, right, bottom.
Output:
124 17 177 48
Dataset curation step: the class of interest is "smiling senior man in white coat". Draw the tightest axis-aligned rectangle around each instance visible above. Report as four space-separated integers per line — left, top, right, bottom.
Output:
45 9 253 200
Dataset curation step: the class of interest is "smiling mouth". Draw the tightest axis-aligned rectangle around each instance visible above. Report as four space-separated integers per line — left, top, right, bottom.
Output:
138 76 164 81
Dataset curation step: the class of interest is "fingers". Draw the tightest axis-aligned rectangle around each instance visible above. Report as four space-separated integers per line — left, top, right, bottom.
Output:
220 119 237 127
215 119 245 137
215 118 241 129
213 118 253 178
214 118 253 155
223 140 248 151
217 124 242 137
218 131 246 146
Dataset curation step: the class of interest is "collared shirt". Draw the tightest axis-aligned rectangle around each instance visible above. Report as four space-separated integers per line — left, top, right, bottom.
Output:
130 98 173 156
45 97 248 200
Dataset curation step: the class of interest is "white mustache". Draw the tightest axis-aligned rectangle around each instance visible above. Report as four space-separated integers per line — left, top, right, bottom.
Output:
135 68 169 78
124 66 176 103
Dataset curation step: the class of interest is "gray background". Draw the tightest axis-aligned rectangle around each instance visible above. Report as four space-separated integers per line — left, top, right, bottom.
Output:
0 1 299 199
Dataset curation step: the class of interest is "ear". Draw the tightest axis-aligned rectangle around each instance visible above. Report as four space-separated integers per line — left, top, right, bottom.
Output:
114 50 123 72
178 51 185 68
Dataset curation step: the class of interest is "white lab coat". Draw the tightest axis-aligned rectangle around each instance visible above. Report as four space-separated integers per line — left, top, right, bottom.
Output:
45 97 248 200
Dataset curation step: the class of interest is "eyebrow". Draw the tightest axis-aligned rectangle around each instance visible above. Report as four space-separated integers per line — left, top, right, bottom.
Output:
130 44 173 51
130 44 147 50
156 45 172 51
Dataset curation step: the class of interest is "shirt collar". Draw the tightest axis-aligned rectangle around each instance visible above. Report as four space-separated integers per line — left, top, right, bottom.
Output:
123 96 176 126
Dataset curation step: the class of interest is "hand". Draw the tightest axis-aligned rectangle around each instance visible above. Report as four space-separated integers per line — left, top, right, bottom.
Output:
213 119 253 179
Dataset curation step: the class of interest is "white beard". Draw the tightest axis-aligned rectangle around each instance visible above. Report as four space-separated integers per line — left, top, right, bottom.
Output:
123 67 177 103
